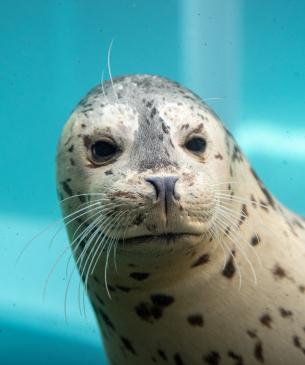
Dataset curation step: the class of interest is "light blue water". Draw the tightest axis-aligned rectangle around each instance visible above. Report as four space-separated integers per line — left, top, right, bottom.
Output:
0 1 304 364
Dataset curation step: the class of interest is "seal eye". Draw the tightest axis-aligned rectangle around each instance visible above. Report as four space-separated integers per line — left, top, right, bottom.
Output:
91 140 118 163
185 137 206 153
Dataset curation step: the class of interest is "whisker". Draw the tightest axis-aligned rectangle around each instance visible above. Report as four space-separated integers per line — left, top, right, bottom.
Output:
215 215 257 286
16 199 108 264
63 213 107 322
214 220 243 290
80 209 126 314
216 207 262 268
215 192 268 209
107 38 118 102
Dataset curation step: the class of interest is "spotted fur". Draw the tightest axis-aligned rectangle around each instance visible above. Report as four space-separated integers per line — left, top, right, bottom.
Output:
56 75 305 364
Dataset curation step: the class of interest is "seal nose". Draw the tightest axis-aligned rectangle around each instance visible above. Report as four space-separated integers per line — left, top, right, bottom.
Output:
145 176 179 203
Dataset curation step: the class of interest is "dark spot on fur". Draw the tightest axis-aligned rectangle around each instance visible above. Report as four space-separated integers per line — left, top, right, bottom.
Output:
228 351 244 365
225 226 231 236
180 123 189 130
251 194 257 208
215 153 223 160
68 145 74 152
107 285 116 292
279 307 293 318
260 313 272 328
251 167 276 210
161 121 169 134
238 204 248 226
77 193 86 203
120 336 136 355
61 181 73 196
70 158 75 166
293 218 304 230
98 309 115 330
130 272 150 281
193 123 203 134
83 135 91 149
81 123 86 128
116 285 131 293
191 254 210 268
272 264 286 279
64 136 72 146
132 214 145 226
135 302 162 322
187 314 204 327
150 107 157 118
254 341 264 363
204 351 221 365
151 294 174 307
299 285 305 293
95 292 104 306
105 169 113 175
222 251 236 279
247 330 257 339
292 335 305 355
173 353 184 365
157 349 167 361
251 234 261 246
232 144 243 162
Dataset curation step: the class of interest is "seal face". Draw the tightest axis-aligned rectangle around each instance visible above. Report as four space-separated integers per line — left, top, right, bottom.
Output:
57 75 305 365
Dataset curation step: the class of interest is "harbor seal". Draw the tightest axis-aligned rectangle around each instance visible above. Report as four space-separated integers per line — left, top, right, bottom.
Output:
56 74 305 365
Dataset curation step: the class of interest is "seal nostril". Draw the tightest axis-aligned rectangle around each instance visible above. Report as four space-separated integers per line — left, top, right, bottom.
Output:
145 176 179 203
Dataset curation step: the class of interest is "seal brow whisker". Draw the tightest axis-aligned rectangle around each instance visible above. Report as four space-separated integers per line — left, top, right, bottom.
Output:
107 38 118 102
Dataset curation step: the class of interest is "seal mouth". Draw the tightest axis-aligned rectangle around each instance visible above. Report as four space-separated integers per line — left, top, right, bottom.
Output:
118 232 203 245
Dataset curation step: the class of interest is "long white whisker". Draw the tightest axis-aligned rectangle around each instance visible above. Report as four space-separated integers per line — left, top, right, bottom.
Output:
107 38 118 102
214 220 243 290
215 215 257 286
80 209 127 315
216 207 262 268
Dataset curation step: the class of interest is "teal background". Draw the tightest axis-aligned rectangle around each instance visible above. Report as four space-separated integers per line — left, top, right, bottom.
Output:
0 1 304 364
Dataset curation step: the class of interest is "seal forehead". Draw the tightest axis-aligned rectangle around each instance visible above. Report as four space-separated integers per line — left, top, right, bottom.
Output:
72 75 219 171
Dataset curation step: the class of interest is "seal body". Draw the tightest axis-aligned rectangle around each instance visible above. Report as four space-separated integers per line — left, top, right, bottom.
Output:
56 75 305 365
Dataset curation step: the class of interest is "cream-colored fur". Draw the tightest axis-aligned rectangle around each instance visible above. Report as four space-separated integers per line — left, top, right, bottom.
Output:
57 75 305 365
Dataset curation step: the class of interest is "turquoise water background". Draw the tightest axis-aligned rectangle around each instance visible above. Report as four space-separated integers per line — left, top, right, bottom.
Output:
1 1 304 364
